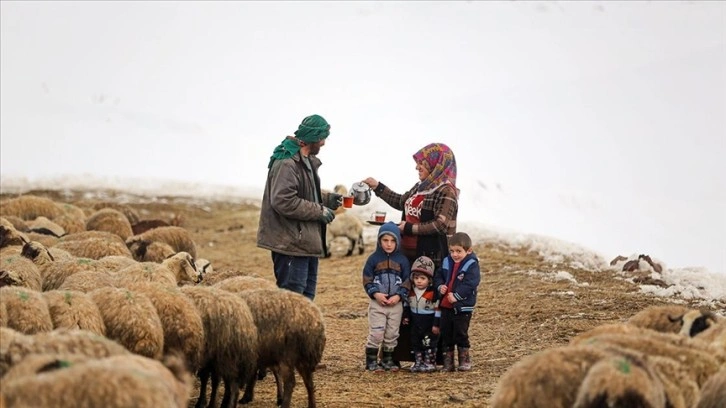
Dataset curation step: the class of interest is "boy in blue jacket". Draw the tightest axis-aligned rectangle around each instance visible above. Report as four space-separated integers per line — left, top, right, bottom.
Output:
434 232 481 372
362 222 411 372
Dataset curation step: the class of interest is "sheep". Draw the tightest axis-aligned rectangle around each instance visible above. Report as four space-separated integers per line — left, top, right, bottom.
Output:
90 201 141 225
127 239 176 263
57 270 117 293
132 218 171 235
88 287 165 359
198 269 256 287
94 254 137 271
325 212 364 257
179 285 258 408
627 304 703 335
19 240 77 271
52 202 87 234
53 237 134 260
59 230 127 246
647 354 701 408
41 290 106 335
0 287 53 334
234 288 326 408
212 275 278 292
26 216 66 237
85 208 134 240
196 258 213 278
572 352 667 408
490 345 619 408
0 353 193 408
39 257 108 291
571 332 723 386
0 224 28 249
696 366 726 408
678 309 719 337
114 251 200 287
0 195 63 220
694 318 726 352
0 216 29 232
0 327 130 378
24 231 59 248
126 226 197 261
124 282 205 373
0 253 42 291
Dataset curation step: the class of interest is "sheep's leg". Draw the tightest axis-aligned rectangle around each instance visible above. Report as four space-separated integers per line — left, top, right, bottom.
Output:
272 366 283 406
299 367 316 408
220 377 240 408
357 234 364 255
207 370 221 408
239 368 259 404
346 237 356 256
279 365 296 408
194 365 211 408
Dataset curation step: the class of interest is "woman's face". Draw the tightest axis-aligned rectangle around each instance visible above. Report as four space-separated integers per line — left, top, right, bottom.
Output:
416 161 430 181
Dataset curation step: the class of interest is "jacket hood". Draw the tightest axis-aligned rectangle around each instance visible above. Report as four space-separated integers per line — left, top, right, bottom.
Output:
376 222 402 254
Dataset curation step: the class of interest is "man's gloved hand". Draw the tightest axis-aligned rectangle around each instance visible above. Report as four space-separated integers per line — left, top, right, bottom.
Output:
325 193 343 210
319 207 336 224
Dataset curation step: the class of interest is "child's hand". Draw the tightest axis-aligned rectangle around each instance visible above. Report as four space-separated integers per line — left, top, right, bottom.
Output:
385 294 400 306
447 293 457 303
439 285 447 295
402 317 410 325
373 293 387 306
432 326 440 335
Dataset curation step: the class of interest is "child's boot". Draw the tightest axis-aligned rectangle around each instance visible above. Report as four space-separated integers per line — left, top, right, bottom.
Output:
422 348 437 373
410 351 424 373
440 349 455 372
380 348 399 372
457 347 472 371
365 347 383 372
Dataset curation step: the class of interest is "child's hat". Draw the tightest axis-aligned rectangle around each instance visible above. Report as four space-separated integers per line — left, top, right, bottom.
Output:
411 256 435 278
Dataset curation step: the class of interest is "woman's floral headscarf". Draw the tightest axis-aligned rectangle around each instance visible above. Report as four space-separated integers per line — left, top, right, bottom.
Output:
413 143 457 193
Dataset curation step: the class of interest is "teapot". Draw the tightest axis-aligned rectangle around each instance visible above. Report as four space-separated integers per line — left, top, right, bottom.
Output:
349 182 372 206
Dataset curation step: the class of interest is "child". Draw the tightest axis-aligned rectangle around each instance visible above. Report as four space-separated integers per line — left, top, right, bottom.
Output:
403 255 440 373
434 232 481 372
362 222 411 372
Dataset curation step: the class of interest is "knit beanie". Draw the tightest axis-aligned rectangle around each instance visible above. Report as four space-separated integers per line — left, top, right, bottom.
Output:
294 114 330 143
411 256 435 279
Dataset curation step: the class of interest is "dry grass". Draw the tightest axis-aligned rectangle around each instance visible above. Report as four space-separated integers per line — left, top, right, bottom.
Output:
3 188 717 408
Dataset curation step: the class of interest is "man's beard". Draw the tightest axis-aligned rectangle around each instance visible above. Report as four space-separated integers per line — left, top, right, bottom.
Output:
308 141 322 155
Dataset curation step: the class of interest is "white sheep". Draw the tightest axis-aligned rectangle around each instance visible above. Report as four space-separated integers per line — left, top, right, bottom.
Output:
26 216 65 238
0 253 42 291
113 251 200 287
627 304 711 335
41 290 107 335
0 195 63 221
53 237 133 260
696 366 726 408
325 212 364 257
57 270 117 293
0 287 53 334
85 208 134 240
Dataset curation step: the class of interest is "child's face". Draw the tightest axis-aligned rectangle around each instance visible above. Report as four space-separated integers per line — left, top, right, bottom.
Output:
412 272 430 289
379 234 397 254
449 244 471 262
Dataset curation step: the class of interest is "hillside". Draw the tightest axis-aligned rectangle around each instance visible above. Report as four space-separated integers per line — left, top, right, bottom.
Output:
2 188 721 408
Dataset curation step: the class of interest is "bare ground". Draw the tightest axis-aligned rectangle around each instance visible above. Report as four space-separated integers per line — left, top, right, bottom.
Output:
5 188 721 408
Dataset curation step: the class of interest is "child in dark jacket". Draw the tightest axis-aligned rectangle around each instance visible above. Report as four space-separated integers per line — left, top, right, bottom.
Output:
362 222 411 372
433 232 481 372
402 255 440 373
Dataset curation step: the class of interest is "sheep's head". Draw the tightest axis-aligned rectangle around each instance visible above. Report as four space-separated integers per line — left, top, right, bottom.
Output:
0 225 28 249
195 258 212 283
162 252 200 285
0 270 22 288
21 241 55 265
679 310 718 337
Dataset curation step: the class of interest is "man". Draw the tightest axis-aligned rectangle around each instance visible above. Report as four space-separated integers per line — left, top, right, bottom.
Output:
257 114 342 300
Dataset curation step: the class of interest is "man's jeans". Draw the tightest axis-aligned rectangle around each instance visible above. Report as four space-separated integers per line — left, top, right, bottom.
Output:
271 252 318 300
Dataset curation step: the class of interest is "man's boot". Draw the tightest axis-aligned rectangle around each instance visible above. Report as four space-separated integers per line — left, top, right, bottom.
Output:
380 348 399 372
440 349 455 372
410 351 424 373
422 348 437 373
365 347 383 372
458 347 472 371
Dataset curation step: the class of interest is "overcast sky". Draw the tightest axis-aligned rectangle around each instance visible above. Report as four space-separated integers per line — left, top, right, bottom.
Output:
1 1 724 273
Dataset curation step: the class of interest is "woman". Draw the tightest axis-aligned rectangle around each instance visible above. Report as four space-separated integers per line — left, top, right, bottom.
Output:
363 142 459 366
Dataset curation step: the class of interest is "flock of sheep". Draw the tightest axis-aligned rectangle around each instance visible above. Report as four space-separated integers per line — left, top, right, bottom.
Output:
0 194 325 408
490 304 726 408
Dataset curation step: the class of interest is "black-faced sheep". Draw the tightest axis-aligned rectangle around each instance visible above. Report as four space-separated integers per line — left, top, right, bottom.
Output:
627 304 715 336
41 290 106 335
572 353 666 408
85 208 134 240
26 216 65 238
179 286 258 408
0 353 192 408
126 226 197 261
127 240 176 263
88 287 165 359
124 282 205 373
234 288 326 408
0 253 42 291
0 287 53 334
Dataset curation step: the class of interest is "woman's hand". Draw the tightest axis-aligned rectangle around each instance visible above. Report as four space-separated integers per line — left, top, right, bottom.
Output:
362 177 379 190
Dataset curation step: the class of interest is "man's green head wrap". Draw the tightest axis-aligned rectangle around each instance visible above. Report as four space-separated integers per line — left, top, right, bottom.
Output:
268 114 330 168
